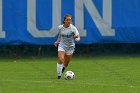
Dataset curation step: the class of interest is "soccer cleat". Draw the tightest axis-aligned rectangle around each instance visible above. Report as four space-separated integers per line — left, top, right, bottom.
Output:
57 76 61 79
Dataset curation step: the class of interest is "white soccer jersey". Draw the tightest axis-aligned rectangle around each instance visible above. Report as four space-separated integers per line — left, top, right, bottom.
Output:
58 24 79 47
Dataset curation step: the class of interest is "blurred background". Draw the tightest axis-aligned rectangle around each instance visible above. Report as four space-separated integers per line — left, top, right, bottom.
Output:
0 0 140 58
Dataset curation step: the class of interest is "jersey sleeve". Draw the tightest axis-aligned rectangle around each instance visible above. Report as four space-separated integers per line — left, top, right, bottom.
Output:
72 26 79 36
57 25 63 34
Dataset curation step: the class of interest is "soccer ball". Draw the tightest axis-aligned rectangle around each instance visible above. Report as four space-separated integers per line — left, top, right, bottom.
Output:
64 71 75 80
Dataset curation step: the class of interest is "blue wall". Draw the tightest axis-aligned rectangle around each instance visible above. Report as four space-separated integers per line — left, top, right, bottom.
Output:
0 0 140 45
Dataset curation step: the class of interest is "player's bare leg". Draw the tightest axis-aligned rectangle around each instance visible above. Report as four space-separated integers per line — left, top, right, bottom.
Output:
62 54 73 73
57 51 65 79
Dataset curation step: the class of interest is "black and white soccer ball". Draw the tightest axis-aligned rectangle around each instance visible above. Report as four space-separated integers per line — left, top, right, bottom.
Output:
64 71 75 80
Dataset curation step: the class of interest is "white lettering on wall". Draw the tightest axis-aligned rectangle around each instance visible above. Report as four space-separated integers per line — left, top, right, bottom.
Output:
0 0 5 38
75 0 115 36
27 0 115 37
27 0 61 37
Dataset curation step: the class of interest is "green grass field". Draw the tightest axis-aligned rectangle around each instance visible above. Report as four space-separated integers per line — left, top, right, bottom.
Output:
0 56 140 93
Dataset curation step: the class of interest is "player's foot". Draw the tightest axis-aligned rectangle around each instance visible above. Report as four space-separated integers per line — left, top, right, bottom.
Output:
57 76 61 79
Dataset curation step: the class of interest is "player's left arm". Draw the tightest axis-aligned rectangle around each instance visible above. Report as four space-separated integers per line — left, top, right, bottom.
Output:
73 26 80 42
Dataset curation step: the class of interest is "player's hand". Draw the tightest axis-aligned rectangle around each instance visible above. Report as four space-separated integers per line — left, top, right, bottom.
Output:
54 41 59 47
75 35 80 42
75 37 80 42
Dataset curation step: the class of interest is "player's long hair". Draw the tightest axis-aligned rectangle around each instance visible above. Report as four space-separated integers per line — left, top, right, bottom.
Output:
63 14 72 24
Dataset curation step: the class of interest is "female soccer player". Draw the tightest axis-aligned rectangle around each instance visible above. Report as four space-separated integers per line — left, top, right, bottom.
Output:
54 14 80 79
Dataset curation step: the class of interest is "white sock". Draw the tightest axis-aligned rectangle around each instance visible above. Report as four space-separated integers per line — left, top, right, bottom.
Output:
57 63 63 76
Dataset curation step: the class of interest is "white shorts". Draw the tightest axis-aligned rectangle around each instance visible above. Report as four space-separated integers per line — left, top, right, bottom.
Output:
58 46 75 55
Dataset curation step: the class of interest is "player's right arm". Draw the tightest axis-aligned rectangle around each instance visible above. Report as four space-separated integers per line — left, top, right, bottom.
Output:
54 34 61 47
54 25 63 47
